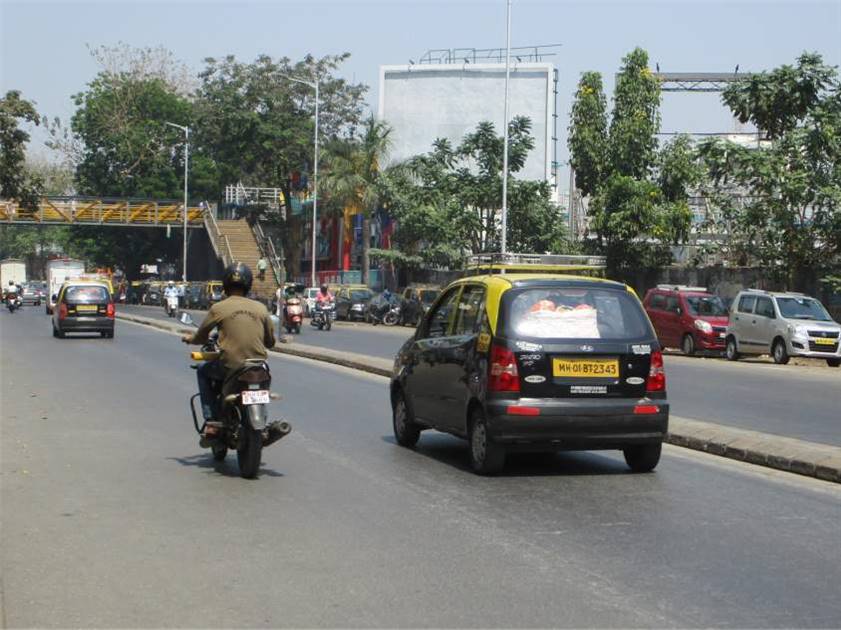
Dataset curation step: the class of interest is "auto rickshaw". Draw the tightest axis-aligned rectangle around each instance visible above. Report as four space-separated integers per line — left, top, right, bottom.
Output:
205 281 224 307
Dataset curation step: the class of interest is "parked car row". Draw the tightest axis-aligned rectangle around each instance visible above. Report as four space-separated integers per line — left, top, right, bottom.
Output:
643 284 840 367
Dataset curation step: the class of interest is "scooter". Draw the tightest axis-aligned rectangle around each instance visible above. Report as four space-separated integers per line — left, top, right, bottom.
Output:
310 301 335 331
165 294 179 317
283 297 303 334
180 312 291 479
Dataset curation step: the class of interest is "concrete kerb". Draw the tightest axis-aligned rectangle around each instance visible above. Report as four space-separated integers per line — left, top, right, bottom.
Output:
116 311 841 484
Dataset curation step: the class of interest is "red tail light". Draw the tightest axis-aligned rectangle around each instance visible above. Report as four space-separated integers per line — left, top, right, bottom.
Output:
489 344 520 392
646 350 666 392
106 303 115 318
58 303 68 320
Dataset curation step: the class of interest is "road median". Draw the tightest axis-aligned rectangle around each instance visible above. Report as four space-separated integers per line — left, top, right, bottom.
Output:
117 310 841 484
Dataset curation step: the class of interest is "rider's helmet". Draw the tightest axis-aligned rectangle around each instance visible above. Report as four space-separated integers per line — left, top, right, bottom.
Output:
222 262 253 294
168 280 175 287
8 280 13 285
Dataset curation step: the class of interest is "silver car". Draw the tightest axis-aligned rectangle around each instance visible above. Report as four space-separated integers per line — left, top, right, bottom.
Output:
725 290 841 367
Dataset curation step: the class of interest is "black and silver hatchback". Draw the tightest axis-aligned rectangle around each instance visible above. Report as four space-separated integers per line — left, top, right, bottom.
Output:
52 282 116 339
390 274 668 474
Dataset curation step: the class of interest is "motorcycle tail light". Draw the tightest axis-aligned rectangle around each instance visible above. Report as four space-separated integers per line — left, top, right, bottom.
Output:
646 350 666 392
488 343 520 393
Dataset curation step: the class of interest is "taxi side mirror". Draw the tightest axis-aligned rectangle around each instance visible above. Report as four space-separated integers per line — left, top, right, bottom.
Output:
51 294 58 301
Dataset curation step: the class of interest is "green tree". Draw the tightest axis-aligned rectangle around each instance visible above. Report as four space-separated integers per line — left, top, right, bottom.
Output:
700 52 841 288
568 71 608 197
322 115 392 283
381 118 568 269
0 90 42 208
568 48 691 274
194 53 367 277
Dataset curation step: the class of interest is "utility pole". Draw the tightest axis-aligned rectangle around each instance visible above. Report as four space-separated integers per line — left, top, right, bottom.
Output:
500 0 512 255
165 122 190 281
283 75 319 287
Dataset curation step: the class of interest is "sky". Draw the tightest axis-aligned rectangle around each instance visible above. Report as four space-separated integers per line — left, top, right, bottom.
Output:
2 0 840 191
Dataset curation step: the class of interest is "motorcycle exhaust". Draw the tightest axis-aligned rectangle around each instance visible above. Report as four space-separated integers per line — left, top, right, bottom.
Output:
263 421 292 447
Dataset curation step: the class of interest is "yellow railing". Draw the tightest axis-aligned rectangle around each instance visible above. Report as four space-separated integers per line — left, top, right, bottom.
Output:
0 198 205 227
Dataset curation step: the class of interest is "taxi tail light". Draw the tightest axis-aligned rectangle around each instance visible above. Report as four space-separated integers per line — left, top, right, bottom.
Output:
58 303 68 320
489 344 520 393
646 350 666 392
106 303 115 318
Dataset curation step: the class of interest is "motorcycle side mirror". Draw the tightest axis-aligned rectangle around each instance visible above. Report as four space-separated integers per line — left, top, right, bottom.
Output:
179 312 195 326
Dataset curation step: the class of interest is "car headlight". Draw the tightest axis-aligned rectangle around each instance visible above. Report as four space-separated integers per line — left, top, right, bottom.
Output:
352 304 363 310
790 325 808 338
694 320 713 333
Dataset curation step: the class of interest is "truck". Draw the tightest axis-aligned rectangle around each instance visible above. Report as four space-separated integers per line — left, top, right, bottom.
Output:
46 258 85 314
1 259 27 293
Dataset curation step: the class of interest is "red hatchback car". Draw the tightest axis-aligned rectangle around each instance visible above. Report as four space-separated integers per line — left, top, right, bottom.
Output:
643 285 729 355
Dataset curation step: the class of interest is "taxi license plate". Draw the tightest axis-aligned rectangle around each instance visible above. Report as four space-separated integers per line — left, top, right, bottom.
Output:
814 337 836 346
553 358 619 378
76 304 98 312
241 390 270 405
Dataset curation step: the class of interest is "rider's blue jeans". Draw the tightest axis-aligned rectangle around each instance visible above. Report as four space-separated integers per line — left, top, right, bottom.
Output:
197 360 225 420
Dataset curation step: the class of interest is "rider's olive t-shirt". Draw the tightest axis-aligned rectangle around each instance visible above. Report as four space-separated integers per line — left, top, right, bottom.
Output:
191 295 276 369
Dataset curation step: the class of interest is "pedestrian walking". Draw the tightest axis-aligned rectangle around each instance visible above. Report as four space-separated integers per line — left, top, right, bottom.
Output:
257 257 268 281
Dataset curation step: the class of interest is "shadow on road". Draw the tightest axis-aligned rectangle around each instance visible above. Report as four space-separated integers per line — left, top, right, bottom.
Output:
167 454 284 478
381 434 633 477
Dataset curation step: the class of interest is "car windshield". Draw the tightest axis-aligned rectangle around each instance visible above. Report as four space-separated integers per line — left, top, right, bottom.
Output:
64 285 109 303
776 296 833 321
505 286 651 340
349 290 372 301
685 295 728 317
420 290 439 304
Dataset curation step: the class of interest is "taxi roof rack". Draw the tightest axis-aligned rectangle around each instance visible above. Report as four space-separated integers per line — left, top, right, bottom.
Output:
466 252 606 275
656 284 708 292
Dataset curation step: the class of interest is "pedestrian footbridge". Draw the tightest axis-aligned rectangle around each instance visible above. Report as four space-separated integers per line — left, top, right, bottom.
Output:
0 197 205 227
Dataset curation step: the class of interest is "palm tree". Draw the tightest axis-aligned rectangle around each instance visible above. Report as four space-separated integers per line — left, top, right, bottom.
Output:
322 115 392 284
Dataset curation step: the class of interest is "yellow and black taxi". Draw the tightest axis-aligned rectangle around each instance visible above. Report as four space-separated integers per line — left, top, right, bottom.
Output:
389 254 668 475
52 281 115 339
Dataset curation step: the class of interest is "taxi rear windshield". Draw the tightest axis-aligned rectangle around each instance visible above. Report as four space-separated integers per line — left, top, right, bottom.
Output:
504 287 650 340
64 285 109 304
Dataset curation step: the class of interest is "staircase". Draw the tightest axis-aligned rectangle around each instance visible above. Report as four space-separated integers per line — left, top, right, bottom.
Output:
214 219 279 299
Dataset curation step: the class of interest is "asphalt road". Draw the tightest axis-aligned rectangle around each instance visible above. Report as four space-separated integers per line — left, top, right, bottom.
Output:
120 304 841 447
3 307 841 627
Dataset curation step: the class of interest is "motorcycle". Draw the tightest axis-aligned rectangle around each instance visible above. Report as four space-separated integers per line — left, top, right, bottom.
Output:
165 294 179 317
180 313 291 479
283 297 304 334
5 293 22 313
310 301 335 331
370 301 400 326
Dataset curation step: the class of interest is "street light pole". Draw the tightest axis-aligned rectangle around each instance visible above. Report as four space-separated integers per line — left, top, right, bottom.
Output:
165 122 190 281
500 0 512 256
283 75 319 288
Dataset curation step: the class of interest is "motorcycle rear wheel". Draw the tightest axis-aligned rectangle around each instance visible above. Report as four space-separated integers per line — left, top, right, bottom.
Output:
237 426 263 479
384 312 399 326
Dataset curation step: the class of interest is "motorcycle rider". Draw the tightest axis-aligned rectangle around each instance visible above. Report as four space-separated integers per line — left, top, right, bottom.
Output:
163 280 179 311
315 284 333 306
181 263 276 429
5 280 19 304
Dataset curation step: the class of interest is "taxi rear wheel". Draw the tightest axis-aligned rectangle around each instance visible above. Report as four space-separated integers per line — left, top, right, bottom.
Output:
469 409 506 475
392 392 420 448
623 442 662 473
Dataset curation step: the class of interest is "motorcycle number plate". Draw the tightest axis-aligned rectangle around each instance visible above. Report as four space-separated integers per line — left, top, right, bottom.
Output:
241 390 270 405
